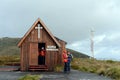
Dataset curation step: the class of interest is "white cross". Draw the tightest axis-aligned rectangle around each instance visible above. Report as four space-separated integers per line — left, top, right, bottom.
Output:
35 24 41 39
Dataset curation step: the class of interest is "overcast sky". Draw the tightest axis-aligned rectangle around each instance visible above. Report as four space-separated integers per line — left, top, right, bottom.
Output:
0 0 120 60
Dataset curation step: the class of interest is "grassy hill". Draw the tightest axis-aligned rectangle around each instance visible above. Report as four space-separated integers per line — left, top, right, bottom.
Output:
0 37 89 58
0 37 20 55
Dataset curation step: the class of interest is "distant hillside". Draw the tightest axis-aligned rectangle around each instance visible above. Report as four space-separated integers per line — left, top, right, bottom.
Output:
0 37 20 55
0 37 89 58
67 48 90 58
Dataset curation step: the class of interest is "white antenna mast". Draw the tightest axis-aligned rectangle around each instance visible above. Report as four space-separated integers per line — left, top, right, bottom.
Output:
90 28 94 59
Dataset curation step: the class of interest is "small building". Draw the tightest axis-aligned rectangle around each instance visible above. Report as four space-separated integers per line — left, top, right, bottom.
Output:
18 18 67 71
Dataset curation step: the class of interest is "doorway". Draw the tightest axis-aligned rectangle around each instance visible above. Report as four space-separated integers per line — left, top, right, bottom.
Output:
38 43 46 65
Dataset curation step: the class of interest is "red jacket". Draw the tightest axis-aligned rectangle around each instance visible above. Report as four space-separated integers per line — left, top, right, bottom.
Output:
39 50 46 56
63 53 68 62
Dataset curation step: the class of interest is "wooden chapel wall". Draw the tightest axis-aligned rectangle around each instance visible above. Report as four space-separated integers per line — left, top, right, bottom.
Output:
41 27 59 70
21 27 38 71
20 22 66 71
21 37 30 71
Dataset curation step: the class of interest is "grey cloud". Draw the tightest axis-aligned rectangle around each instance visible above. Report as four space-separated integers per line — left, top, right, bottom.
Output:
0 0 120 60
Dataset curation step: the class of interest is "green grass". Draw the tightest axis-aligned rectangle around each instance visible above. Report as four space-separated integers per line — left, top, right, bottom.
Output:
71 58 120 80
18 74 42 80
54 64 63 72
0 55 20 65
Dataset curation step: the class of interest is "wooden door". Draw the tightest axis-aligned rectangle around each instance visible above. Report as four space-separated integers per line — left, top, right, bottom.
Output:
29 43 38 65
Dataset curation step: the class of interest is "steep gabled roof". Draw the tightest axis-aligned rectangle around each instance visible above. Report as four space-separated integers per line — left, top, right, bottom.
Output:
55 36 67 44
18 18 61 47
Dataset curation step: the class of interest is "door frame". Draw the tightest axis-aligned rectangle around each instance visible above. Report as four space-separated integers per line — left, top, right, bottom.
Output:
38 42 46 65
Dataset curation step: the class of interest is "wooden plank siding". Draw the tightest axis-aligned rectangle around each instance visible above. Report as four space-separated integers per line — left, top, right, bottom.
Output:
29 43 38 65
18 18 66 71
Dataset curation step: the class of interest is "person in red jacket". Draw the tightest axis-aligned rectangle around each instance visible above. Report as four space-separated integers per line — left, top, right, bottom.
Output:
38 47 46 65
40 47 46 64
62 50 68 73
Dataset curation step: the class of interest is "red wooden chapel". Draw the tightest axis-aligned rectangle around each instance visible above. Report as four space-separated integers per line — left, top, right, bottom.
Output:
18 18 67 71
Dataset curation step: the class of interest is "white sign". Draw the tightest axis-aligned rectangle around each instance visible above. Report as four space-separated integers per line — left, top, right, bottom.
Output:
46 48 58 51
46 45 58 51
47 46 56 49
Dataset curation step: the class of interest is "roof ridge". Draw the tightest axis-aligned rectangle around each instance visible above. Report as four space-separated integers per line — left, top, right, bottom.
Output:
18 18 61 47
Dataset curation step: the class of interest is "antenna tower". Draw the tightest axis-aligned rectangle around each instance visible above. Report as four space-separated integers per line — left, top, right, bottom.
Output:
90 28 94 59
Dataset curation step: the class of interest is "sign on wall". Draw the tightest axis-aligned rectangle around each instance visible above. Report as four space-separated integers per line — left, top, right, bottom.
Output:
46 46 58 51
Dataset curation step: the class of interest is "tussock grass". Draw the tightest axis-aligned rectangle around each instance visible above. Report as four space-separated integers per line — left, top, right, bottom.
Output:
0 55 20 65
54 64 63 72
18 74 42 80
71 58 120 80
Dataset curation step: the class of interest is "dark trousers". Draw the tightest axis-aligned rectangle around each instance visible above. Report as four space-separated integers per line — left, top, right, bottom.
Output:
38 56 45 65
42 56 45 64
67 61 71 71
64 62 68 73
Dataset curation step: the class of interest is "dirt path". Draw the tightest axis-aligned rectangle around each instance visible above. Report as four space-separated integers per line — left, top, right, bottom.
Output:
0 69 112 80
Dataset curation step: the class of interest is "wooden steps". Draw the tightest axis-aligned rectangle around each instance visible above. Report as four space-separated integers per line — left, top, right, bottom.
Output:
29 65 48 71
